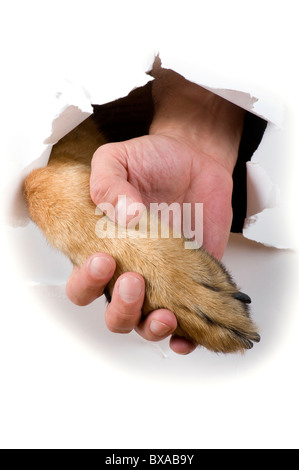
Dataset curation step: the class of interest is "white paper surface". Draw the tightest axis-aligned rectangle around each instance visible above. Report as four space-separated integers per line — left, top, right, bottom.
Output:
1 0 299 450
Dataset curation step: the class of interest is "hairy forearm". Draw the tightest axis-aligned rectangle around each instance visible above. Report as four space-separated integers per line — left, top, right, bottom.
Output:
149 68 245 175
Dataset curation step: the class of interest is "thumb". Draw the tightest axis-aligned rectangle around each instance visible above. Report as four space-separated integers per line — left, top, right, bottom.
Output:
90 142 145 227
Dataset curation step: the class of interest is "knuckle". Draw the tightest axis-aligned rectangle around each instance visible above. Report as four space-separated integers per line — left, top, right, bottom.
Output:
65 287 88 307
66 269 105 307
106 305 137 333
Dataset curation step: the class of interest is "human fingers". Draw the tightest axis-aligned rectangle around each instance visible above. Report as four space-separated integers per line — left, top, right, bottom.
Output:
135 309 177 342
66 255 198 354
66 253 116 306
169 336 198 355
136 310 198 354
105 273 145 333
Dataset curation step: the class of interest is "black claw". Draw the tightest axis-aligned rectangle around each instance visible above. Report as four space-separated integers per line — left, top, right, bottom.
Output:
252 333 261 343
232 329 259 349
233 291 251 304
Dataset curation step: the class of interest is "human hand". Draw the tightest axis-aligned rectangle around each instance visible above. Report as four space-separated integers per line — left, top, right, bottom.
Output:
66 69 245 355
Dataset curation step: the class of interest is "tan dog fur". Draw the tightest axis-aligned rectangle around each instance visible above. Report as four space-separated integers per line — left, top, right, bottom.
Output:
23 116 260 353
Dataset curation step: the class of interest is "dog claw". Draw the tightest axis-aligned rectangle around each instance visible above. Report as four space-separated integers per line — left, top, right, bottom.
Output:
233 291 251 304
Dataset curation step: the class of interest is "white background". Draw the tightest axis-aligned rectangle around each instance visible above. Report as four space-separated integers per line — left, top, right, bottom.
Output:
1 0 299 449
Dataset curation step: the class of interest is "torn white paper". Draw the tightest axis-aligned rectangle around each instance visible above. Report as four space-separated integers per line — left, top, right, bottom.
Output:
3 79 93 228
246 162 281 218
243 121 297 250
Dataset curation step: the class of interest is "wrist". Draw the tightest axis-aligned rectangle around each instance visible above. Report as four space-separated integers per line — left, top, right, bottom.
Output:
149 69 245 175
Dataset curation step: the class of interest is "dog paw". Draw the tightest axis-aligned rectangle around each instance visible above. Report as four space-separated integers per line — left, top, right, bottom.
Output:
130 237 260 354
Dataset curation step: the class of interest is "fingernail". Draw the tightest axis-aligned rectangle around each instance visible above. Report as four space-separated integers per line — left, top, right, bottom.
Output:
118 277 143 303
150 320 172 337
89 257 114 278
